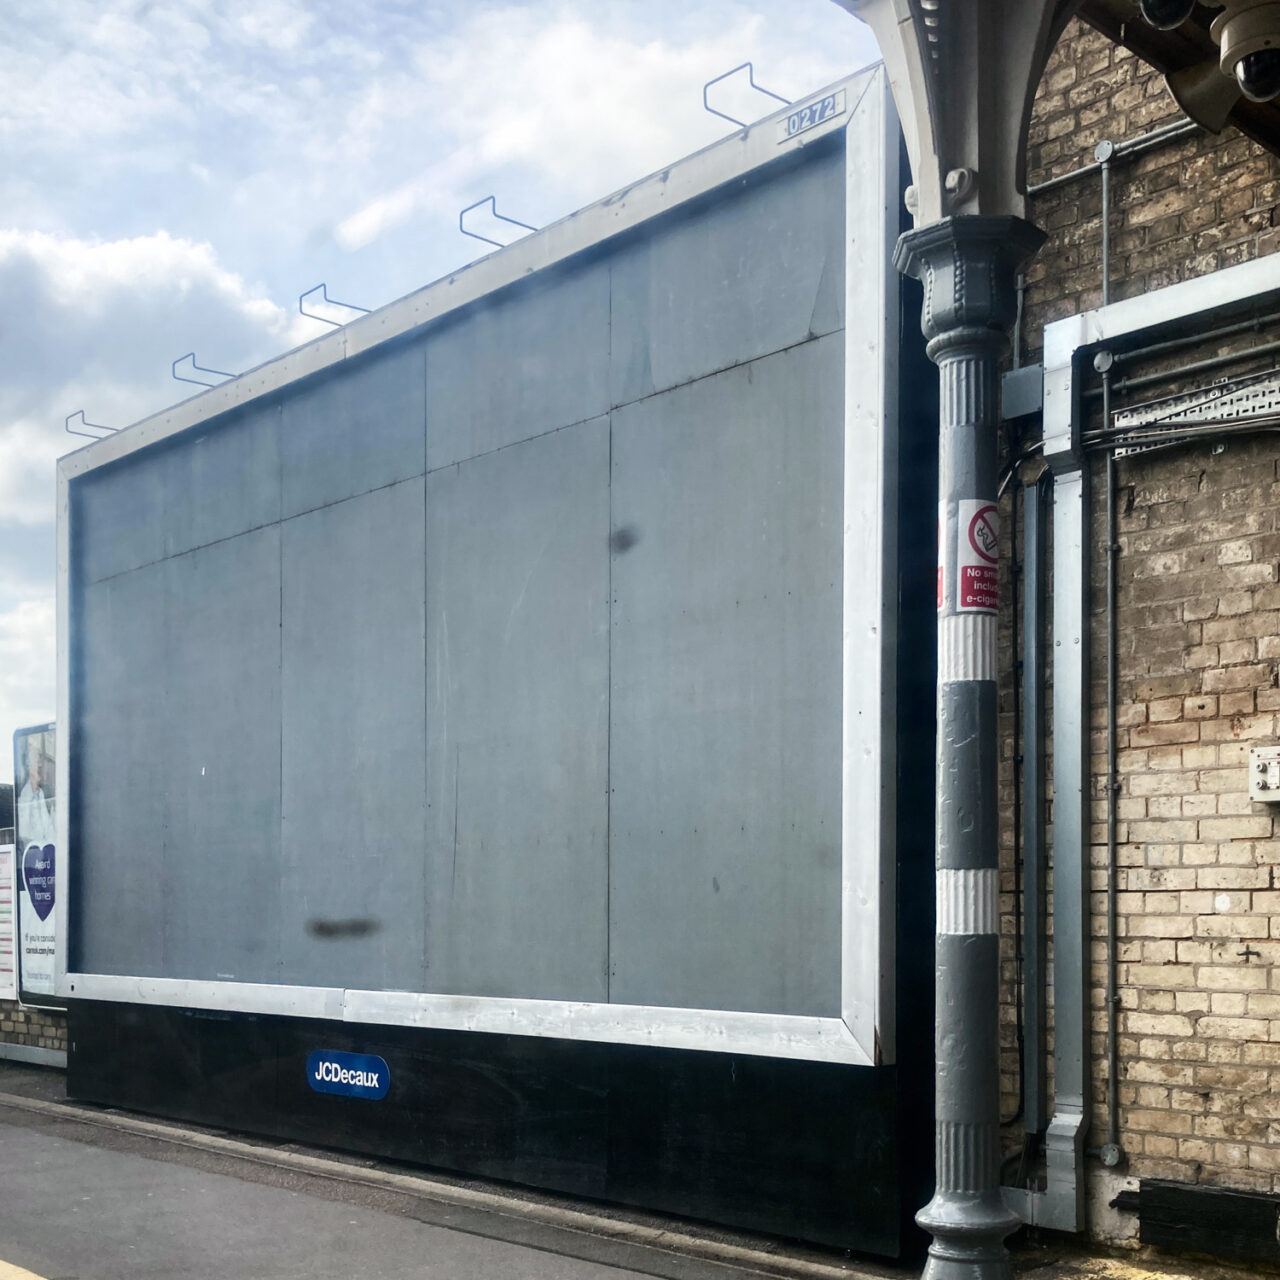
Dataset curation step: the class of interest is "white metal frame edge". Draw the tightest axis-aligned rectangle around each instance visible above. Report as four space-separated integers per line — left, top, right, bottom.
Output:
56 66 895 1069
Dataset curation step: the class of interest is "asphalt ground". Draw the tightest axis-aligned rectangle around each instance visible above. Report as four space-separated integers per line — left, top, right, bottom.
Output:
0 1063 1263 1280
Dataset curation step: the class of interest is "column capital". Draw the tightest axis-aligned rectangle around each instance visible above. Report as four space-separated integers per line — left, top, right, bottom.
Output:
894 216 1045 357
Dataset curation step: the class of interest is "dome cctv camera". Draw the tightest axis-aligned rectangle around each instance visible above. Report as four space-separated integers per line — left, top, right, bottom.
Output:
1236 47 1280 99
1138 0 1197 29
1214 1 1280 103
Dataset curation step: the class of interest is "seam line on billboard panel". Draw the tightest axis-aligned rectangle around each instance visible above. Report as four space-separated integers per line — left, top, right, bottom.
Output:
936 868 998 935
938 613 996 683
423 327 847 476
82 329 850 591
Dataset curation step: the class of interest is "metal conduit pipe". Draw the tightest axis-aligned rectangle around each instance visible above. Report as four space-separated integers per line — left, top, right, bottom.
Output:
1026 119 1199 196
1021 476 1048 1142
1007 457 1025 1136
1089 334 1280 398
1094 136 1126 1170
1096 351 1125 1171
1106 306 1280 369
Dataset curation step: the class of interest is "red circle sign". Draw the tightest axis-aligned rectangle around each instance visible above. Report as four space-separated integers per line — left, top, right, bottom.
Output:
968 505 998 564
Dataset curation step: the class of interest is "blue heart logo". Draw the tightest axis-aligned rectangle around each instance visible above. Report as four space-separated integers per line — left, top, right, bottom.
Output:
23 844 55 922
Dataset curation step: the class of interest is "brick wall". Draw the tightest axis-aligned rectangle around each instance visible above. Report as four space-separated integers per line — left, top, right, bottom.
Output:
1024 25 1280 349
1008 16 1280 1239
1105 438 1280 1190
0 999 67 1058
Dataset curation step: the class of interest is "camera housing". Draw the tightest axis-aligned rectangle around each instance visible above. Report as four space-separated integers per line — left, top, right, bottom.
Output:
1138 0 1198 29
1214 1 1280 103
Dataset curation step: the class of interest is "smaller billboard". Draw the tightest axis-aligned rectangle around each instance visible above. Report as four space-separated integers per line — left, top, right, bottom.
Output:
14 724 58 1003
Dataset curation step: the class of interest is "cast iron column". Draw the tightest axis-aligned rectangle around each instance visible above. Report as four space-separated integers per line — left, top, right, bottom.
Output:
895 215 1044 1280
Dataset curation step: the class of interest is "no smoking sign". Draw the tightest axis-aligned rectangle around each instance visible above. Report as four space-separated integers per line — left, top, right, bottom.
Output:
956 499 998 613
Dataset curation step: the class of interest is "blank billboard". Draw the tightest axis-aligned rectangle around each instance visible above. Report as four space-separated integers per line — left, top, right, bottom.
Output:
59 66 900 1065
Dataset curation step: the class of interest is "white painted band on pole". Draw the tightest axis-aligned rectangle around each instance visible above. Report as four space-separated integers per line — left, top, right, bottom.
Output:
936 868 999 936
938 613 997 683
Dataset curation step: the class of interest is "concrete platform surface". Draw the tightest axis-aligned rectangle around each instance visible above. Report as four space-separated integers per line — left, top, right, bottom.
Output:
0 1063 1266 1280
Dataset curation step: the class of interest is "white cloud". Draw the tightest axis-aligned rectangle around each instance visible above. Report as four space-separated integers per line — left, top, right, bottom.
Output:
0 598 55 754
0 1 876 307
0 227 324 760
0 225 320 529
335 3 873 252
0 227 315 413
220 0 315 52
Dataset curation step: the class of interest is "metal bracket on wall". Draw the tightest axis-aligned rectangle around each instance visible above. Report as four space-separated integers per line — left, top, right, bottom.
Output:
702 62 791 128
65 410 117 440
1110 367 1280 456
299 283 371 328
172 353 235 389
458 197 538 250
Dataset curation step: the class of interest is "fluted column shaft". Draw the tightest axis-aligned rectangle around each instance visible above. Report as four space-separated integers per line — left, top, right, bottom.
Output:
894 216 1044 1280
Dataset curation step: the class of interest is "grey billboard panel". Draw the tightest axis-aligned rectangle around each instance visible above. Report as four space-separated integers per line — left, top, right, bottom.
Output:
74 455 166 586
280 340 427 520
425 417 610 1002
159 404 282 563
75 527 282 982
158 528 282 983
608 335 844 1019
280 477 427 991
75 402 281 585
609 142 845 410
74 563 171 977
424 260 611 473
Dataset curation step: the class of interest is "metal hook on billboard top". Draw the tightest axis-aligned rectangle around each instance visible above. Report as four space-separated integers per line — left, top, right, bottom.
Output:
702 62 791 129
65 410 118 440
172 352 235 389
459 196 538 249
299 283 371 328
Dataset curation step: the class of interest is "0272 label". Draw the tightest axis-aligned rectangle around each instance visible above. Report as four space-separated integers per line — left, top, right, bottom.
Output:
781 90 846 142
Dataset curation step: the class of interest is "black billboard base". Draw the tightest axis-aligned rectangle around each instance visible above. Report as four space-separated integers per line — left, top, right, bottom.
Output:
68 1000 927 1261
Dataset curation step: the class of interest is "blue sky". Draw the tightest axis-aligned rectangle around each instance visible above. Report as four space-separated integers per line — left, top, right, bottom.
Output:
0 0 877 765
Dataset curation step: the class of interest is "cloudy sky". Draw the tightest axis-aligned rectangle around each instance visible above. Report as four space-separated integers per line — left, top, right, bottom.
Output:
0 0 877 775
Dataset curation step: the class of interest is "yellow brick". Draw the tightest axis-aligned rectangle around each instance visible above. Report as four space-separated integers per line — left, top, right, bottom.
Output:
1197 1015 1269 1039
1201 817 1275 840
1125 1012 1195 1036
1127 963 1197 987
1211 993 1250 1016
1198 964 1270 991
1196 915 1269 938
1129 915 1195 938
1128 1108 1194 1134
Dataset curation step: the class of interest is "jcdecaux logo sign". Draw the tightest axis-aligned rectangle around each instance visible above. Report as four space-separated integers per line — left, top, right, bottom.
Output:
306 1049 390 1100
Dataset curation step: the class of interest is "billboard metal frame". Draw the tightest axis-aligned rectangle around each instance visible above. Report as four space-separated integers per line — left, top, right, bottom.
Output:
56 65 901 1067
